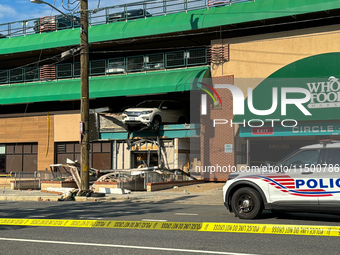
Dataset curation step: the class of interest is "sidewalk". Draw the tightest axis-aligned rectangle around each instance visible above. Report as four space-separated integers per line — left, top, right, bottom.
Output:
0 183 225 205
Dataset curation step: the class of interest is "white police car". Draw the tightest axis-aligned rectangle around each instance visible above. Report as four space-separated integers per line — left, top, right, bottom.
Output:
223 140 340 219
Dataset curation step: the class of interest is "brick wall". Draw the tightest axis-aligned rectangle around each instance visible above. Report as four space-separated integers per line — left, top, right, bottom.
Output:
201 75 234 181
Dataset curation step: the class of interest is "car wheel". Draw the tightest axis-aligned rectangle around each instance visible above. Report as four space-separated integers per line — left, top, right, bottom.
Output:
231 187 263 219
151 116 161 132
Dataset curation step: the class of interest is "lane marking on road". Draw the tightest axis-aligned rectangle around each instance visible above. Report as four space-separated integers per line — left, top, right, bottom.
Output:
0 218 339 237
0 237 255 255
175 213 199 216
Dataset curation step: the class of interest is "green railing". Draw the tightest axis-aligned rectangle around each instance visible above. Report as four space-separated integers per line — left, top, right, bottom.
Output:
0 48 207 85
0 0 252 38
0 67 40 84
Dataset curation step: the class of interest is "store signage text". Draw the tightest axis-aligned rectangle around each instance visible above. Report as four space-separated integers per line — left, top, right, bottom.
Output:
292 124 336 134
252 127 273 135
307 76 340 109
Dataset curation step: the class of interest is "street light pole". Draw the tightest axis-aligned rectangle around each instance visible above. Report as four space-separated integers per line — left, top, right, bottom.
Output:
80 0 90 191
31 0 90 191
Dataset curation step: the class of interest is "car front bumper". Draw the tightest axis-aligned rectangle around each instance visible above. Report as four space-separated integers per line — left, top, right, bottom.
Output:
123 116 152 126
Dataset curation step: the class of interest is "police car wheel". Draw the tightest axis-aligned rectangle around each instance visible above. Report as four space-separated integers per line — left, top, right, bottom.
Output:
231 187 263 219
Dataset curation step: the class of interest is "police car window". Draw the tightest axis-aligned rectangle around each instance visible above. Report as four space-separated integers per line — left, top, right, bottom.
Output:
281 150 320 168
324 149 340 165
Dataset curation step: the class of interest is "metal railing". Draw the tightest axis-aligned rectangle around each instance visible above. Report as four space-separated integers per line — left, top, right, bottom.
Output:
0 67 39 84
11 171 71 190
0 0 254 39
0 48 207 85
103 170 183 191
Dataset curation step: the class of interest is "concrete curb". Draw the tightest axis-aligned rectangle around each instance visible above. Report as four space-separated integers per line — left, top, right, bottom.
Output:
0 196 60 202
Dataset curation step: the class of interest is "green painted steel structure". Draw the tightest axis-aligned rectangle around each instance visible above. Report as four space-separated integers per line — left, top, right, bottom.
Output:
1 0 340 55
0 66 210 105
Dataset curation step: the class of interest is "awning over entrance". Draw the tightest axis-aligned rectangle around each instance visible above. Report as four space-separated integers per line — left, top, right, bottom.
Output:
240 122 340 137
0 66 210 105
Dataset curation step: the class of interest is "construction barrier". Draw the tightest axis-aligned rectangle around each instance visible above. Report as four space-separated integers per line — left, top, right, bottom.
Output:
0 219 339 237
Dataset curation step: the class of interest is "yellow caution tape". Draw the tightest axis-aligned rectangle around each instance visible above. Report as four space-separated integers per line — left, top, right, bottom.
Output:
0 218 339 237
201 223 339 237
0 219 202 231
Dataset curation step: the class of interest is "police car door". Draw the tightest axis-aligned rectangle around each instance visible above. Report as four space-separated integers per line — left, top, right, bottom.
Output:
268 149 320 210
318 147 340 212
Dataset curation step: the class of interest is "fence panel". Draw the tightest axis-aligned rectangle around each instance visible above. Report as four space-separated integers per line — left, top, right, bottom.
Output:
165 51 185 68
144 53 164 70
25 67 40 81
57 63 73 78
187 48 207 66
107 58 126 74
90 59 106 76
127 56 144 72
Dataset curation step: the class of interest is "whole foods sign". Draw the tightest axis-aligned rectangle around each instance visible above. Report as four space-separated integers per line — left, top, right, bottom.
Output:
307 76 340 109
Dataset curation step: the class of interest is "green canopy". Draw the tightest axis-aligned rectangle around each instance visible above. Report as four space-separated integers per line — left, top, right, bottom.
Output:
0 66 210 105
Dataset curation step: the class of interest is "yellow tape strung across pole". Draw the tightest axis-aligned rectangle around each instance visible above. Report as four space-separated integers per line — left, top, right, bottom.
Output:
0 219 339 237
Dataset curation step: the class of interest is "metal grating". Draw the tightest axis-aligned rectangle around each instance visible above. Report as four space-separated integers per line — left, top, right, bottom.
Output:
127 56 144 72
144 53 164 70
57 63 73 78
0 70 8 84
25 67 39 81
74 62 81 77
107 58 125 74
9 69 24 83
166 51 185 68
187 48 207 66
90 60 106 76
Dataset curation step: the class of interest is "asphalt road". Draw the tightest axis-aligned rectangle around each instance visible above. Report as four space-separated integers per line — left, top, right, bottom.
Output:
0 201 340 255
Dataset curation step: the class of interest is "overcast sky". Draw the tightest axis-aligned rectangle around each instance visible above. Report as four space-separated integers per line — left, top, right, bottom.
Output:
0 0 137 24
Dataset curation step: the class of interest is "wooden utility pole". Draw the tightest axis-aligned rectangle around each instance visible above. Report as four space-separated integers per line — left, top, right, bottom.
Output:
80 0 89 191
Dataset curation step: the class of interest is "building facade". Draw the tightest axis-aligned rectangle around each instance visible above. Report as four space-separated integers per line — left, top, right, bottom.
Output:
0 0 339 181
